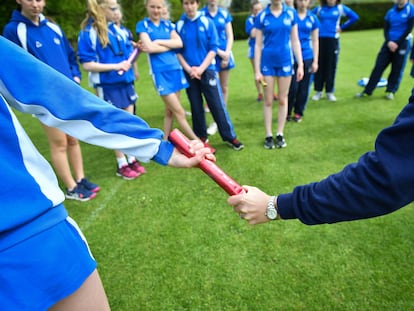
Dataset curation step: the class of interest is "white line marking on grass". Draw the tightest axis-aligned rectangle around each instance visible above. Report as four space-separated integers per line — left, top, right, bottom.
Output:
81 181 122 232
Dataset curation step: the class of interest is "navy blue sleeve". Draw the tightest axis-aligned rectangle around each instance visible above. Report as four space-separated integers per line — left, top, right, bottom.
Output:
278 89 414 224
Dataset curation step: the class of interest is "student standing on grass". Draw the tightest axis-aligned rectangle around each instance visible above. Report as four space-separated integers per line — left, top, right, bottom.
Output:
355 0 414 100
311 0 359 102
229 87 414 225
78 0 146 180
200 0 236 136
245 0 264 102
254 0 304 150
176 0 244 151
136 0 200 142
3 0 100 202
0 36 214 310
287 0 320 123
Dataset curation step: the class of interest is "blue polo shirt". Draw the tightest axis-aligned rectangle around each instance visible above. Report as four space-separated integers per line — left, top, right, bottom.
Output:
136 17 182 73
297 12 320 61
255 4 298 67
200 6 232 51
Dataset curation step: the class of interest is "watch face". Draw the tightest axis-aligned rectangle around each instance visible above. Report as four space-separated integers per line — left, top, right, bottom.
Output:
266 208 277 220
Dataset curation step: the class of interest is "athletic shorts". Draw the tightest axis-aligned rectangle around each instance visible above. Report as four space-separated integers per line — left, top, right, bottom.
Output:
152 69 189 96
215 52 235 72
0 217 97 311
247 46 254 59
262 63 293 77
98 83 138 109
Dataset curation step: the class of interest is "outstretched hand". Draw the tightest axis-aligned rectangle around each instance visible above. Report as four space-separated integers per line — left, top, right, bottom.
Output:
227 186 274 225
168 140 215 168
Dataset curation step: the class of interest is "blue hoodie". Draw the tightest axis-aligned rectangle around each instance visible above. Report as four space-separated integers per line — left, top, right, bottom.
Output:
3 10 81 80
0 36 173 251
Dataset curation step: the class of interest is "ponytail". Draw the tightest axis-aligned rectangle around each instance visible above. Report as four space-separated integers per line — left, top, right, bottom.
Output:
81 0 109 47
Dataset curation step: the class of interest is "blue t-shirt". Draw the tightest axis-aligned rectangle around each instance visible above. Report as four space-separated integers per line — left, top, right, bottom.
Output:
200 6 232 51
136 17 182 73
297 12 320 61
312 4 359 38
255 4 297 67
176 12 218 70
245 14 256 52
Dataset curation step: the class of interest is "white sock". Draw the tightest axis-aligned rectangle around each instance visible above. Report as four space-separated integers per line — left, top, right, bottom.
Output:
117 157 128 168
127 156 136 164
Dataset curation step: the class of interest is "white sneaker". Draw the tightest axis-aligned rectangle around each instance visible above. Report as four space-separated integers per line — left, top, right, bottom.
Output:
385 92 394 100
312 92 323 101
327 93 337 101
207 122 218 136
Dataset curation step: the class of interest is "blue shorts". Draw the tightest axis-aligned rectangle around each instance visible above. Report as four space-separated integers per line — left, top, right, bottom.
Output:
215 52 236 72
247 46 254 59
0 217 96 310
152 69 189 96
262 64 294 77
99 83 138 109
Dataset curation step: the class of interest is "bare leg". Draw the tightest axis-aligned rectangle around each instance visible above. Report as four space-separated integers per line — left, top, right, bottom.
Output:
263 76 275 137
163 106 174 140
42 124 77 190
276 76 291 134
67 135 85 182
49 269 110 311
219 69 230 105
161 93 199 140
249 58 262 95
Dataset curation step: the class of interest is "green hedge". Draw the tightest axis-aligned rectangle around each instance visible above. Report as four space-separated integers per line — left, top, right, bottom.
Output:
232 2 392 40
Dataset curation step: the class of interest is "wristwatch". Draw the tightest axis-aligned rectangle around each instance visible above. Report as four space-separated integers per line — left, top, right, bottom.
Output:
265 196 278 220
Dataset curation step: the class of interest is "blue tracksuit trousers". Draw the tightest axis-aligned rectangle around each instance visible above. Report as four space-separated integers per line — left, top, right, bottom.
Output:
184 70 236 142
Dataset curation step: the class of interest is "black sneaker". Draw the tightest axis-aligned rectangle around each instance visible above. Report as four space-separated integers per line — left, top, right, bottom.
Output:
66 185 97 201
77 178 100 193
264 136 275 149
226 139 244 151
275 135 287 148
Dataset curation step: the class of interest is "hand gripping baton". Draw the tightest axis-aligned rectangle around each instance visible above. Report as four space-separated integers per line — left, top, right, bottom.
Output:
169 129 245 195
118 48 139 75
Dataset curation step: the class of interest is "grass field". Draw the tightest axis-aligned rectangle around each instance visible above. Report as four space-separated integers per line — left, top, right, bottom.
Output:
16 29 414 310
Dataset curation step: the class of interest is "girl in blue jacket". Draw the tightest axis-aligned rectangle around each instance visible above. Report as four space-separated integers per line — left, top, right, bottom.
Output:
78 0 146 180
3 0 100 201
0 35 213 311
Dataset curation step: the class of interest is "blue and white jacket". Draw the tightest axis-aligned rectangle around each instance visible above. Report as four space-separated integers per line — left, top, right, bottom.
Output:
384 2 414 46
77 20 135 86
176 12 218 71
312 4 359 39
2 10 81 80
0 37 173 251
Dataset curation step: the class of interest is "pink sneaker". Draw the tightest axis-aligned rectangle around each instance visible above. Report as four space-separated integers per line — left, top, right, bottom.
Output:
129 160 146 175
116 164 139 180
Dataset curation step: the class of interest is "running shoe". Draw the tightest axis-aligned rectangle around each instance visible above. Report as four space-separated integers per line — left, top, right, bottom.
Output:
264 136 275 149
129 160 146 175
257 93 263 102
275 135 287 148
385 92 394 100
355 92 369 98
77 178 100 193
293 113 302 123
207 122 218 136
326 93 337 102
116 164 139 180
226 139 244 151
66 185 97 201
312 91 323 101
